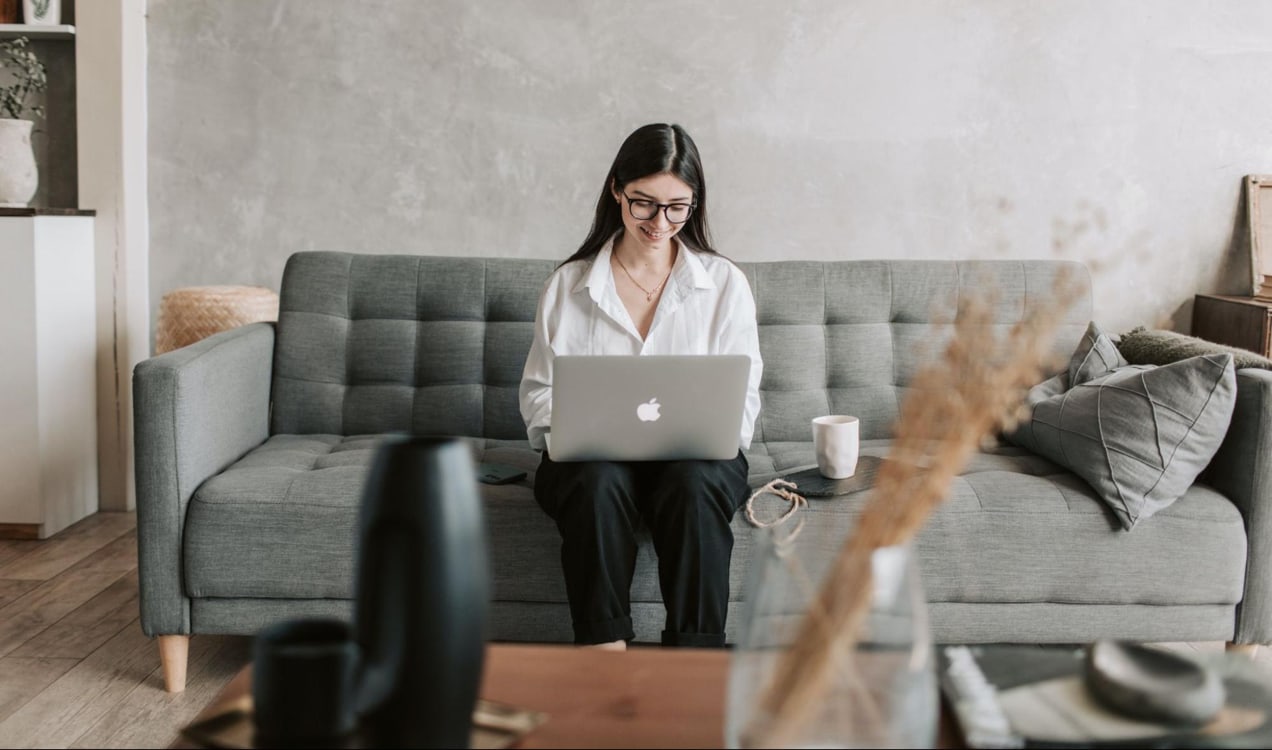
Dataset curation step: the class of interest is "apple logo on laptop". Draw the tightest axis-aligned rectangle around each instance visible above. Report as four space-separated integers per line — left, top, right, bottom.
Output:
637 398 662 422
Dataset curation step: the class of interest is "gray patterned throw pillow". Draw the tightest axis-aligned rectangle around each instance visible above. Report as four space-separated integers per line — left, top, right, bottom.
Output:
1010 321 1126 449
1009 323 1238 530
1069 320 1129 386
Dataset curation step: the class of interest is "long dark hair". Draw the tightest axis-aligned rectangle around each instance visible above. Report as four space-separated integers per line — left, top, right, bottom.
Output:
561 123 718 266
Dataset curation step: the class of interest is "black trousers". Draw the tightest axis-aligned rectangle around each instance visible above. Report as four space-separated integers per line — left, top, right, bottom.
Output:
533 452 750 647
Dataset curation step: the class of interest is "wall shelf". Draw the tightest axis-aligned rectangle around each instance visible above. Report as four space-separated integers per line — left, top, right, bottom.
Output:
0 24 75 39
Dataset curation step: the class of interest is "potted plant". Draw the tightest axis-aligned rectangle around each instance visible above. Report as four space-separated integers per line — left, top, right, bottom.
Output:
0 35 46 207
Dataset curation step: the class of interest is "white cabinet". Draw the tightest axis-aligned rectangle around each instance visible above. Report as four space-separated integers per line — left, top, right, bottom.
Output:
0 209 97 538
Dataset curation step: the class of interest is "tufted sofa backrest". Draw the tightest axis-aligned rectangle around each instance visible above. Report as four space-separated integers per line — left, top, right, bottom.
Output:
271 253 554 439
271 253 1092 441
744 260 1091 443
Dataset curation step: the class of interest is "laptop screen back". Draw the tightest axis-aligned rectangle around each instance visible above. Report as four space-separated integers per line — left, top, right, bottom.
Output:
547 354 750 462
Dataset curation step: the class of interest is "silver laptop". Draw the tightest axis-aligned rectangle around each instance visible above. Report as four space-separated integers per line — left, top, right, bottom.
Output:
547 354 750 462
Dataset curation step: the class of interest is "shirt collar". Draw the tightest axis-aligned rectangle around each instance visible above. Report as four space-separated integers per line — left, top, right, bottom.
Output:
573 237 614 298
674 239 716 292
572 232 716 300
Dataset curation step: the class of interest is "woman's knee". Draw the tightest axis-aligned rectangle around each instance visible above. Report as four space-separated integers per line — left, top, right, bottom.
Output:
659 460 747 501
539 460 637 521
646 466 741 529
658 460 723 488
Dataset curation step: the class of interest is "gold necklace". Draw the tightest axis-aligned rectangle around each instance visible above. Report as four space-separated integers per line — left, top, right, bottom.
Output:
614 252 673 302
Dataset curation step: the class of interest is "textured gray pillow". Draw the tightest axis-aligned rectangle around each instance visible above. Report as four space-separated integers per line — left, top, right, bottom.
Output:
1009 321 1123 450
1069 321 1129 386
1118 326 1272 370
1024 353 1237 530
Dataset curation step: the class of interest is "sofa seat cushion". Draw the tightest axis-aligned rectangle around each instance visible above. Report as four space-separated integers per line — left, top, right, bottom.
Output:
914 471 1246 605
731 468 1246 610
516 461 1247 609
184 434 544 599
186 436 1246 610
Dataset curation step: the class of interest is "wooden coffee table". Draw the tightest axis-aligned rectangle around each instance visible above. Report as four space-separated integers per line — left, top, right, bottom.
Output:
184 642 959 748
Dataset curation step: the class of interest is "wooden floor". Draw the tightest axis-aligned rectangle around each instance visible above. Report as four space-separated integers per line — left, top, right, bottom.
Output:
0 511 1270 748
0 512 250 749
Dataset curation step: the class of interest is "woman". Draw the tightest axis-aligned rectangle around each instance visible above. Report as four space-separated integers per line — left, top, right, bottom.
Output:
519 123 762 650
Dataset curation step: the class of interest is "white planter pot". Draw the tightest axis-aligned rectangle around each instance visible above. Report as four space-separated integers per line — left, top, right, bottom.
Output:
22 0 60 25
0 119 38 207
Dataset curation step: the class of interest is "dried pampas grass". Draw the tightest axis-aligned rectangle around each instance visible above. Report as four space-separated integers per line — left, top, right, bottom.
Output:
746 270 1085 748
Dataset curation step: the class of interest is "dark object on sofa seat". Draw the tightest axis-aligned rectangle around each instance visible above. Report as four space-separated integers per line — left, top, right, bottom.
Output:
478 462 528 485
1118 326 1272 370
355 436 491 749
778 456 888 497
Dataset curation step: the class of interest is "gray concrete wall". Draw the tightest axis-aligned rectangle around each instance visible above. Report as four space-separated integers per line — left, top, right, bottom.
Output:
147 0 1272 337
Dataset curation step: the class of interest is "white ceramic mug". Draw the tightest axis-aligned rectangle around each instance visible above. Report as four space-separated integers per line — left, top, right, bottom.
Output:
813 415 860 479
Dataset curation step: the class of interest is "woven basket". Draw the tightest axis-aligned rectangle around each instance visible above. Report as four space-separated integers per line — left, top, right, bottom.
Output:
155 285 280 354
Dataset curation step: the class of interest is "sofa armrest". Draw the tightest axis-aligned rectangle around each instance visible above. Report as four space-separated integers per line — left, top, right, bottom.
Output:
134 323 275 636
1205 368 1272 644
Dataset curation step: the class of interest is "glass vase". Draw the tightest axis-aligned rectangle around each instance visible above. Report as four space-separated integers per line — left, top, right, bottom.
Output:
726 528 937 749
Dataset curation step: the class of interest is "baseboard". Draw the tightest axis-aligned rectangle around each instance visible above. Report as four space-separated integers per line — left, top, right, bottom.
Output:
0 523 41 540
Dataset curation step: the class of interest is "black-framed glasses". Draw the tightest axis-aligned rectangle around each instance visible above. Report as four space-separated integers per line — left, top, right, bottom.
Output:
623 193 696 224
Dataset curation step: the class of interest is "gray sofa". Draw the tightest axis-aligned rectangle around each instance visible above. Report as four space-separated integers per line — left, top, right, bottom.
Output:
135 252 1272 691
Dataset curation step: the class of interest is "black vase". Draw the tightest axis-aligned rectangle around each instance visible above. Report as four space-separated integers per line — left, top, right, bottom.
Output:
353 435 491 748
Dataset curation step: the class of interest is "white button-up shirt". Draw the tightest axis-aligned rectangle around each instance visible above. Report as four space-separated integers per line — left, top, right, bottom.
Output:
519 235 763 452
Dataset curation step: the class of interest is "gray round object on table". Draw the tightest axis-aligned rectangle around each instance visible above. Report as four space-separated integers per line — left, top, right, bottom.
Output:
1084 640 1226 726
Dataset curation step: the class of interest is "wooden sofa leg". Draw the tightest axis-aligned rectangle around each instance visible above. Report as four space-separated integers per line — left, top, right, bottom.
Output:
1226 641 1260 660
159 635 190 693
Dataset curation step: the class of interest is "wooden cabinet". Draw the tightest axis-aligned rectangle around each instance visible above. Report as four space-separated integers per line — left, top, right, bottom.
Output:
0 209 97 539
1192 294 1272 358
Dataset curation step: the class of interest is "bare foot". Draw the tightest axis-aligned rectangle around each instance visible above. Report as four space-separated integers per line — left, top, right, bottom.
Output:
587 640 627 651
